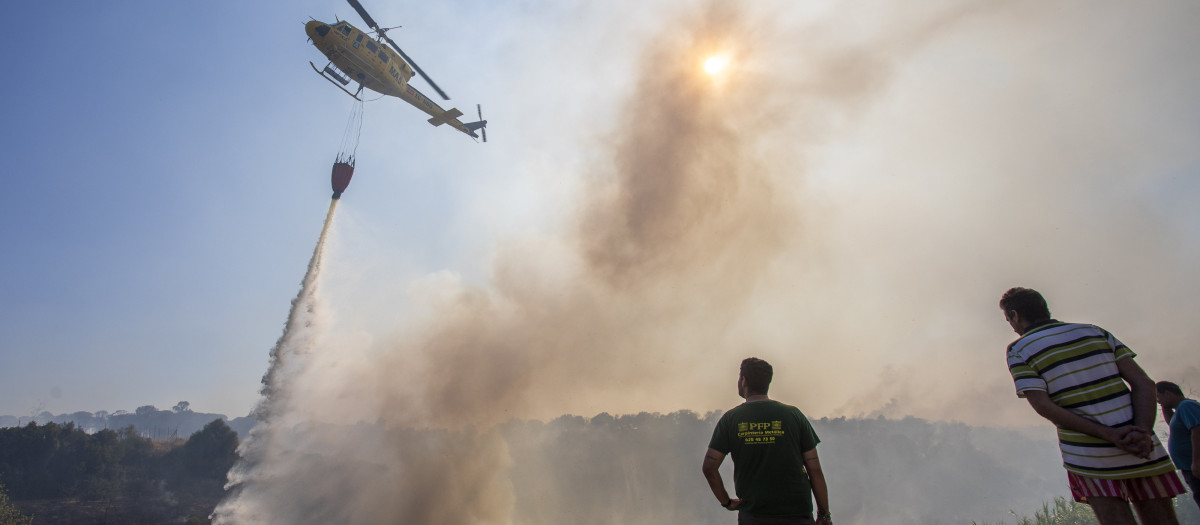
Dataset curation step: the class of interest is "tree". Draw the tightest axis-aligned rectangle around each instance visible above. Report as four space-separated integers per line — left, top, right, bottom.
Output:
163 419 239 498
0 482 33 525
183 419 238 480
172 401 192 414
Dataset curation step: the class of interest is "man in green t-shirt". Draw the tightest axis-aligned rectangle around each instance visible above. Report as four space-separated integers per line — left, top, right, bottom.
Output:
702 358 832 525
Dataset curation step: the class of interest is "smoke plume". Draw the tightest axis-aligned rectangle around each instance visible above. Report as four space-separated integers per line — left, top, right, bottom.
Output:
217 1 1200 523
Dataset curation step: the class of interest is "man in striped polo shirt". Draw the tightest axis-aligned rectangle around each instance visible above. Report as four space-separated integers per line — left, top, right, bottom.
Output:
1001 287 1185 525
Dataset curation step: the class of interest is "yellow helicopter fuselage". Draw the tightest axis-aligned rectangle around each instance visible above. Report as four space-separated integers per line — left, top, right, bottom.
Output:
305 20 481 139
306 20 412 96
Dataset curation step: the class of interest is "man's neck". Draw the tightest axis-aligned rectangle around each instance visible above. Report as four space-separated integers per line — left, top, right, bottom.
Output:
744 394 770 403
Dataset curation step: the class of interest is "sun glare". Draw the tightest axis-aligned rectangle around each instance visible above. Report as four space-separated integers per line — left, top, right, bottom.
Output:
703 55 728 76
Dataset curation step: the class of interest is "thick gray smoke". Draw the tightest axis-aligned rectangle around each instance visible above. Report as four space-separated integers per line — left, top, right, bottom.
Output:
216 1 1200 523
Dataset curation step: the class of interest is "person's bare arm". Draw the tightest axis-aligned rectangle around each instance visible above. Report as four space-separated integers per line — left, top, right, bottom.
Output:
702 448 741 511
802 448 830 525
1115 355 1158 432
1024 390 1148 457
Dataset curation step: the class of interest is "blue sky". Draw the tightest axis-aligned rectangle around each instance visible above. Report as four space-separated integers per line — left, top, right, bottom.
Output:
0 0 657 418
0 0 495 416
3 1 1200 426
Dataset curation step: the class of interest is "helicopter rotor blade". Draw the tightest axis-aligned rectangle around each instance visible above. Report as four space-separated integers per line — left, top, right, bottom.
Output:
381 34 451 100
344 0 451 100
345 0 380 31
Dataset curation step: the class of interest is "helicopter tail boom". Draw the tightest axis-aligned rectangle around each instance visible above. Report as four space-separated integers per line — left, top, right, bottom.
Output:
428 107 485 141
394 83 486 141
426 108 464 127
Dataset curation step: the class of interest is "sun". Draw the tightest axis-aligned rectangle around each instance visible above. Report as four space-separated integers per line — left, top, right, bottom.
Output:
703 55 728 76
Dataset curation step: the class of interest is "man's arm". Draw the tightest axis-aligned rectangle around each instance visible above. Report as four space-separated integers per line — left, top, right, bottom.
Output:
1024 390 1148 457
1115 355 1158 432
802 448 831 525
1192 425 1200 473
702 448 741 511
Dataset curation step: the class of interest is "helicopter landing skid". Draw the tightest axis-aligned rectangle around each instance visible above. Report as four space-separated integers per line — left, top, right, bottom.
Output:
310 62 362 101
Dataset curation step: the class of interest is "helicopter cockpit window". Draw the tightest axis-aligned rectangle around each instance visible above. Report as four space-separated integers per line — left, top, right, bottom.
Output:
366 41 378 52
338 24 352 36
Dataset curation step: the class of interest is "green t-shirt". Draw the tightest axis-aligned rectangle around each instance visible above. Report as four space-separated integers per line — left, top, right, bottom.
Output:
708 400 820 517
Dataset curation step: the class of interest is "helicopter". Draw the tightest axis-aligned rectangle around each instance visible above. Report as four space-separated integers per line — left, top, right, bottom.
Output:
305 0 487 142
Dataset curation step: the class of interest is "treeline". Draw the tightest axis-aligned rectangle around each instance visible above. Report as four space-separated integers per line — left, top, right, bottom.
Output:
0 419 238 524
8 410 1194 524
219 410 1072 524
0 403 257 441
496 412 1069 525
499 413 1200 525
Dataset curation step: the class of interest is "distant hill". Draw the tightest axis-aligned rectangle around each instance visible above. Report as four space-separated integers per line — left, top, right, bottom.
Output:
0 403 258 440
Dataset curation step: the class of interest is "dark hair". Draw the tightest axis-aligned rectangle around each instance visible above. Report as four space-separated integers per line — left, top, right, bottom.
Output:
1156 381 1184 396
740 358 773 395
999 287 1051 322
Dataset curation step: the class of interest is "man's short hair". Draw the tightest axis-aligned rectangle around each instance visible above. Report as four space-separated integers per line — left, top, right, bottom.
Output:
740 358 773 396
999 287 1051 321
1156 381 1184 397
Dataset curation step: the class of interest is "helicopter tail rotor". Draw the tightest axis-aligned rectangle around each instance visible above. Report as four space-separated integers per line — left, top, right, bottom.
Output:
478 104 487 143
462 104 488 143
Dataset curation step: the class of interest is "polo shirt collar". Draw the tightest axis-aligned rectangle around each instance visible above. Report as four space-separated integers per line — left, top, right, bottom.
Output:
1022 318 1060 335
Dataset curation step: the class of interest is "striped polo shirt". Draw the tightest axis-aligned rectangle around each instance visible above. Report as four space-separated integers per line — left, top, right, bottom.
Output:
1007 320 1176 480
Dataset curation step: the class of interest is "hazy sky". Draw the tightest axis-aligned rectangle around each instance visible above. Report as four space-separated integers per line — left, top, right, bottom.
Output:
3 0 1200 432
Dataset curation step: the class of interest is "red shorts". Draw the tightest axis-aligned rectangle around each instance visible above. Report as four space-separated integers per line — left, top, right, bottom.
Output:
1067 471 1187 503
